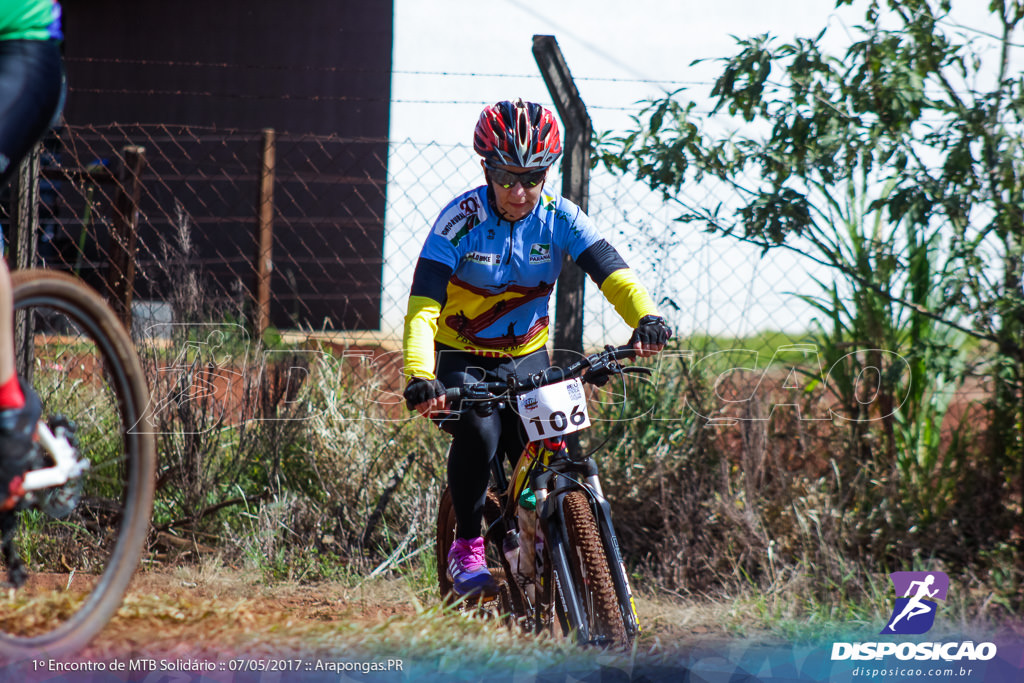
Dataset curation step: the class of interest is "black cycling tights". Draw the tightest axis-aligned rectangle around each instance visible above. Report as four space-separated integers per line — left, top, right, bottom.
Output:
0 39 64 187
435 345 550 540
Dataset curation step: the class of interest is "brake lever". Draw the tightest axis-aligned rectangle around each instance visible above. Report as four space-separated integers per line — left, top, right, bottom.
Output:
583 358 622 386
583 361 653 386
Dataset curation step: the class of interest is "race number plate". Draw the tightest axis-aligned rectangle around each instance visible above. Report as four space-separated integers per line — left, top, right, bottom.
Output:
517 378 591 441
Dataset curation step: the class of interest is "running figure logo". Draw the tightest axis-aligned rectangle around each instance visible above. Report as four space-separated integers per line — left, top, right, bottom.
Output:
881 571 949 635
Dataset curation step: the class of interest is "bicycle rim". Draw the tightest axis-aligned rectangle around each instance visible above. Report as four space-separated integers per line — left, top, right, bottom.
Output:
0 270 155 662
561 490 629 647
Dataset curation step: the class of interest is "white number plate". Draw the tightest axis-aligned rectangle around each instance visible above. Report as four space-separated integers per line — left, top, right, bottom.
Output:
516 378 591 441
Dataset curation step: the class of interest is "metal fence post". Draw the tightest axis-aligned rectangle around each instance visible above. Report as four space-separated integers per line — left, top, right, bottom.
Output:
255 128 276 340
532 34 592 367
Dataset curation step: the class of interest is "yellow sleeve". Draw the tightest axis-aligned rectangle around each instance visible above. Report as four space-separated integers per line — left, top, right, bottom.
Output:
598 268 659 328
403 295 442 380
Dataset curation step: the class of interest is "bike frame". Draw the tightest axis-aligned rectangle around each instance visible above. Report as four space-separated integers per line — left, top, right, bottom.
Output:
23 422 87 492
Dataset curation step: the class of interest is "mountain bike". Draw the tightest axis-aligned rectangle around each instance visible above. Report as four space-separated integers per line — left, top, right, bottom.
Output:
0 269 155 662
435 344 649 647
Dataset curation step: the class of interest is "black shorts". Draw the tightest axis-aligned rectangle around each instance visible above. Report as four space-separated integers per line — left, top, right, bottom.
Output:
0 38 65 188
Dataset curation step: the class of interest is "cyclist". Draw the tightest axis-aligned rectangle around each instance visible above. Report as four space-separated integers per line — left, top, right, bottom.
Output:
0 0 65 510
402 98 671 596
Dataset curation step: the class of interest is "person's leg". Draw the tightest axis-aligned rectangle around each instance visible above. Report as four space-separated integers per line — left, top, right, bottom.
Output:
0 252 41 511
494 348 551 465
438 346 553 536
0 39 64 187
434 348 500 540
434 348 514 594
0 38 64 392
0 258 21 409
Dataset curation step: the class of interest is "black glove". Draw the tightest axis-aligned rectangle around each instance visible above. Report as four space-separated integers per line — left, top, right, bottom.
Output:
404 377 445 411
629 315 672 348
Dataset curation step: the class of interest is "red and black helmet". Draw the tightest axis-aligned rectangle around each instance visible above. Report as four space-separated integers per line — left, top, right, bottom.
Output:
473 98 561 169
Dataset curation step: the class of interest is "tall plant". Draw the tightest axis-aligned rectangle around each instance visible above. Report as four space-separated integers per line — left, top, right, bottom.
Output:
597 0 1020 567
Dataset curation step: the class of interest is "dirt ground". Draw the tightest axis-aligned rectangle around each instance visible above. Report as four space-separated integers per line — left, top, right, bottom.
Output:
71 565 744 662
21 566 1024 682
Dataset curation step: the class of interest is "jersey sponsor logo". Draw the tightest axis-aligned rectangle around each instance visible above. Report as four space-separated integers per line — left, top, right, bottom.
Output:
528 243 551 264
437 213 465 237
466 252 500 266
434 196 484 246
542 196 573 224
459 347 520 358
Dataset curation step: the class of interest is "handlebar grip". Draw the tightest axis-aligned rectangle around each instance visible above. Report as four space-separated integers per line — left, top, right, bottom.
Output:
537 365 569 386
612 344 637 361
444 387 462 403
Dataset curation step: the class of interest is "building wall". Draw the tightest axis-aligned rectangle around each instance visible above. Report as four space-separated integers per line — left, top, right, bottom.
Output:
58 1 393 330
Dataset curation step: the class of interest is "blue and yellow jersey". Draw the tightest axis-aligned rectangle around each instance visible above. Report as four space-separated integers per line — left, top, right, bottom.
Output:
403 186 659 379
0 0 62 41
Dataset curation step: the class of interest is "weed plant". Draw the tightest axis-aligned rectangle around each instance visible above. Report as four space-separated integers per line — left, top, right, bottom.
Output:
125 275 1014 637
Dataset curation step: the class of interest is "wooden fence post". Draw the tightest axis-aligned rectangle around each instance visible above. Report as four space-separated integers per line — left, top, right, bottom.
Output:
10 144 41 272
534 36 593 459
10 144 41 381
532 35 592 367
107 145 146 328
255 128 275 340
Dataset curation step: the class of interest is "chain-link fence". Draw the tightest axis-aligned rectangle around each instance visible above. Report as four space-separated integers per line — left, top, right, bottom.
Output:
2 123 827 355
2 116 1002 593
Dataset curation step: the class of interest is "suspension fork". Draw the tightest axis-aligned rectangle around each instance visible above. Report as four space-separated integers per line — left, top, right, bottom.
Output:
585 477 641 637
536 459 641 641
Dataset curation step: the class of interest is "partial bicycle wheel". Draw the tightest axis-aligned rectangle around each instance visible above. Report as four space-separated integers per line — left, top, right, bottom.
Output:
0 270 155 662
436 485 457 599
560 490 629 647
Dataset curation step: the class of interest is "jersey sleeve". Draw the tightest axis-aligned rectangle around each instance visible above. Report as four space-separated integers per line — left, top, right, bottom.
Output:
597 268 660 327
575 237 660 328
403 294 443 380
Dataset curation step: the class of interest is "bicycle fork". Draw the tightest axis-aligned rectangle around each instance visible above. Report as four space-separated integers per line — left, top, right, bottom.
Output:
536 467 641 645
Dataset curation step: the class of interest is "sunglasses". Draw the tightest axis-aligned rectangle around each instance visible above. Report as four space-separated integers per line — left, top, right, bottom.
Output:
485 164 548 189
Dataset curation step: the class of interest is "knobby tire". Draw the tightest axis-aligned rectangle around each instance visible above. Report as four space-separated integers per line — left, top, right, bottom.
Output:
561 490 628 647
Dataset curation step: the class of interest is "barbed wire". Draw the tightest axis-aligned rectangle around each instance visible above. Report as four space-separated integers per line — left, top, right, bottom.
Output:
65 56 709 87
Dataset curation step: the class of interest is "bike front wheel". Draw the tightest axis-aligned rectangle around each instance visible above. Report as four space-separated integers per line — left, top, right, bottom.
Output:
0 270 155 662
559 490 630 647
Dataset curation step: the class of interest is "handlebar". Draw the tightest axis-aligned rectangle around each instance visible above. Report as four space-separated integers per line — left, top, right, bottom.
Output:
442 344 647 410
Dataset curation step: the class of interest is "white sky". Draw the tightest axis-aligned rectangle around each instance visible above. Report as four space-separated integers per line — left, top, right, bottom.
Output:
390 0 864 144
380 1 1004 345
